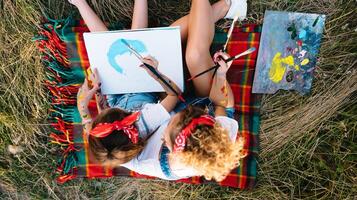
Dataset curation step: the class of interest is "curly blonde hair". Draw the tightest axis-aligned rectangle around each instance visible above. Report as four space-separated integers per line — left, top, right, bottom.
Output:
170 106 246 181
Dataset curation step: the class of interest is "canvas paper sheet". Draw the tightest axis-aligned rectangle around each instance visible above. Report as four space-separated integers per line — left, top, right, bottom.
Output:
252 11 325 94
84 27 184 94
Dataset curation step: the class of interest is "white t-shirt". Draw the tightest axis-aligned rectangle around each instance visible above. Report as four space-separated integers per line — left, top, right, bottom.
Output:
122 104 239 180
134 103 171 140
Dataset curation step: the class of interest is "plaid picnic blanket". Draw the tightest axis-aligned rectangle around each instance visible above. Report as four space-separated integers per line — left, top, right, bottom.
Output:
35 17 261 189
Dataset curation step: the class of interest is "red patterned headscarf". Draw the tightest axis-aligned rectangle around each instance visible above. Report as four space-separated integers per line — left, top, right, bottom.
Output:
173 115 215 152
90 112 140 144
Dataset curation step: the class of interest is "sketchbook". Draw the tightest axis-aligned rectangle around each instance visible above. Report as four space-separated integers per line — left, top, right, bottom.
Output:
84 27 184 94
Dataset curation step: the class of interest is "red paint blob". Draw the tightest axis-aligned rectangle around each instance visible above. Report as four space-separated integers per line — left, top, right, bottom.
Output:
297 40 303 46
220 86 225 93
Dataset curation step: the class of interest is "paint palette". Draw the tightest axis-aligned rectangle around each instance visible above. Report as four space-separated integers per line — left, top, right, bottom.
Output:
252 11 325 94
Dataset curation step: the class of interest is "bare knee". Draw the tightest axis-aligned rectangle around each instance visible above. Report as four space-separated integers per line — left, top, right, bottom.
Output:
185 47 213 97
185 48 206 68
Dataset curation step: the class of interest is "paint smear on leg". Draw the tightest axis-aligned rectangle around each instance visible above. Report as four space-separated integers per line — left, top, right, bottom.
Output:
269 52 295 83
220 80 228 97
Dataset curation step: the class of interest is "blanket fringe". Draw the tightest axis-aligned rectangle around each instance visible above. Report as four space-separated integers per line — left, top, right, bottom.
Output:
34 17 82 183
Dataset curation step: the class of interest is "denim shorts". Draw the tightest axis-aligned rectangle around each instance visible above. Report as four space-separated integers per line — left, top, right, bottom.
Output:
106 93 159 112
173 97 235 119
106 93 235 118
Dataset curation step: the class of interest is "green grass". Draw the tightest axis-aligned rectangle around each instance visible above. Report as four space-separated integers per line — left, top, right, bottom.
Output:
1 0 356 199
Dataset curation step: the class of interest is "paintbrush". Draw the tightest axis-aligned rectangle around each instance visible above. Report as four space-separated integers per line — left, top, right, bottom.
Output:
223 15 239 52
120 39 144 60
120 39 185 102
187 47 256 82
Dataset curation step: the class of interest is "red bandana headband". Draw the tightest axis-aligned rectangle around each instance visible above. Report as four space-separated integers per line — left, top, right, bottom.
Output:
173 115 215 152
90 112 140 144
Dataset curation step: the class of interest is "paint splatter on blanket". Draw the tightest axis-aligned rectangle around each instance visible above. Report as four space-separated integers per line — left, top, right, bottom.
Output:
252 10 325 94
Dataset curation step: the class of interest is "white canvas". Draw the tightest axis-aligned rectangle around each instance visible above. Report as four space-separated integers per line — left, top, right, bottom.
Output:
83 27 184 94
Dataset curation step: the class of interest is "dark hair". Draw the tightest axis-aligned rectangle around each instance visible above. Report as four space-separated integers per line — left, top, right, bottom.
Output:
88 108 144 166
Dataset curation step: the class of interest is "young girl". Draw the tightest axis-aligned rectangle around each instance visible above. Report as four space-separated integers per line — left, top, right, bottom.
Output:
78 57 181 166
72 0 182 165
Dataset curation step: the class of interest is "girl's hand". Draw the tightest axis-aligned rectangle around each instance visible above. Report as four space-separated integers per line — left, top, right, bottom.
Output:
140 55 182 100
77 78 95 130
88 68 101 92
140 55 160 79
77 79 90 106
213 51 233 76
77 69 101 106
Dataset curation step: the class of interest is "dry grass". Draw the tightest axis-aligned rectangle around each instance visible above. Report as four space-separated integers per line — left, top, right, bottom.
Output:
0 0 356 199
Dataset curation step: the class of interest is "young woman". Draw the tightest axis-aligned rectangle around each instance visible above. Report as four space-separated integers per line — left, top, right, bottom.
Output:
127 0 247 181
122 51 246 181
72 0 182 165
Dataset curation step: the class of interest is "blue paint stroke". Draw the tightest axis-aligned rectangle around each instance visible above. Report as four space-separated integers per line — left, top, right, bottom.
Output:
298 29 307 39
107 39 147 74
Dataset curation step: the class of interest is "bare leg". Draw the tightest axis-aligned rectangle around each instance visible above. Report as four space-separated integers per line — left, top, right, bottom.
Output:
170 0 229 43
72 0 148 31
184 0 230 97
131 0 148 29
71 0 108 32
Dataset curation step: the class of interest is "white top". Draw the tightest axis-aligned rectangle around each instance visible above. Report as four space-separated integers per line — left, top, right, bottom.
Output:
133 103 171 139
122 105 239 180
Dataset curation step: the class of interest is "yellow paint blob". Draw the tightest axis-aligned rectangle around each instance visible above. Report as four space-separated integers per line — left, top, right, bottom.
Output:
77 91 86 103
301 59 309 66
294 65 300 70
269 52 295 83
87 67 93 74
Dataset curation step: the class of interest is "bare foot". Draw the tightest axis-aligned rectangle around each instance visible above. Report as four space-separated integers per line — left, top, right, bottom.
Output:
67 0 87 7
224 0 231 13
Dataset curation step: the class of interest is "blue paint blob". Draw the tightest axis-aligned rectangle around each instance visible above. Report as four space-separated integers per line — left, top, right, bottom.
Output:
107 39 147 74
298 29 307 39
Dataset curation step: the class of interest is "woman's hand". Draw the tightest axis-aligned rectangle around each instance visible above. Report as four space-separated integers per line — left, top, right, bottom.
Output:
209 52 233 108
213 51 233 76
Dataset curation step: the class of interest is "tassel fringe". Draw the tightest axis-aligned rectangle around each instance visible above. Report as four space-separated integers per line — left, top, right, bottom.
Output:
34 17 82 183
